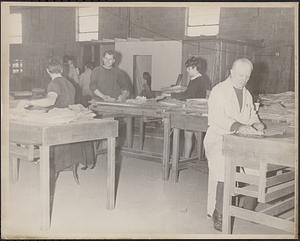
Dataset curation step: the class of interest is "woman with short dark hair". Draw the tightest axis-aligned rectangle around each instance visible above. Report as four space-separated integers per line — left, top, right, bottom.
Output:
22 57 95 183
171 56 211 158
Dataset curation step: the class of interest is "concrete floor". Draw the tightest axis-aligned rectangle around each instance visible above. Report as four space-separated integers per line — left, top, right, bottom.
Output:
3 122 293 239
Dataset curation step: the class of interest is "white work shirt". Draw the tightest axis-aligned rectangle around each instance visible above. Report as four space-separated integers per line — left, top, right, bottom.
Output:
203 77 260 216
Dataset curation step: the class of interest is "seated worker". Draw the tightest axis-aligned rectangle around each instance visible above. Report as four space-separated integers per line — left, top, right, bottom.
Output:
20 57 95 183
62 55 82 104
79 61 94 106
139 72 155 99
89 50 132 102
203 58 265 231
171 56 211 158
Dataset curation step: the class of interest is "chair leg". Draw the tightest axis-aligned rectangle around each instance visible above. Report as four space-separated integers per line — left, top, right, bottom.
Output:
90 159 96 169
55 171 59 182
72 163 80 185
139 118 145 150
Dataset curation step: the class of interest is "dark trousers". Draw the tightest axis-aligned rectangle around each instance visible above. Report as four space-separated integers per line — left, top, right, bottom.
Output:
216 181 258 214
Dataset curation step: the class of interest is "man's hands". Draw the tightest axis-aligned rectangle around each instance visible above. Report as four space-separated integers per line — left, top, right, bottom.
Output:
103 95 116 102
94 89 131 102
94 89 115 102
237 124 264 136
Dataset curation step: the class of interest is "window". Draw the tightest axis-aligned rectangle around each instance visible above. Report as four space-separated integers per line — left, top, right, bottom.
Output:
10 59 23 74
186 7 220 37
9 13 22 44
76 7 99 41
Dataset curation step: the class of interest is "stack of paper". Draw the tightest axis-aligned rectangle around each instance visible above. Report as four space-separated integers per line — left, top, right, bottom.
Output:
258 91 295 127
10 104 96 125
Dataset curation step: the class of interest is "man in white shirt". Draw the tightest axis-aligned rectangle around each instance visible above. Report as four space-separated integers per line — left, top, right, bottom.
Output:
204 58 265 231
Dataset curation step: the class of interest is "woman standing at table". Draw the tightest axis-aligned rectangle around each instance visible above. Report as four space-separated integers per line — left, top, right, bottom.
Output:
171 56 211 158
23 57 95 183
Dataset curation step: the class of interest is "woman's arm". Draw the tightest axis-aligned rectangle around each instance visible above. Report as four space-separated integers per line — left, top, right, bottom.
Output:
29 92 58 107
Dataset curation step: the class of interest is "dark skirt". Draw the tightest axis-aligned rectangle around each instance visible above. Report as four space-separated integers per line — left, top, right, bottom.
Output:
50 141 95 173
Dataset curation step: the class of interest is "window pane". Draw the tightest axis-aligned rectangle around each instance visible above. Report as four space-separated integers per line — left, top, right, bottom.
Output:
9 36 22 44
79 15 98 33
78 7 98 17
189 7 220 26
9 13 22 44
78 32 99 41
187 25 219 36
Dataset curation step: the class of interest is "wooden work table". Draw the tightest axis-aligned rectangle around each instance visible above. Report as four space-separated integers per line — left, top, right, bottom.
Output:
90 101 173 180
9 118 118 231
222 122 297 234
90 100 208 181
169 111 208 182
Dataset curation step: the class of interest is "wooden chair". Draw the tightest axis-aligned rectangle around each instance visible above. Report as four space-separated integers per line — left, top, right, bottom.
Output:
138 116 162 150
10 143 40 183
10 143 81 185
171 129 206 182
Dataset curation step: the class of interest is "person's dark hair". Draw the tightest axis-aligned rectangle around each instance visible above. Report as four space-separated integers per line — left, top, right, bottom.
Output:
47 58 63 74
103 50 116 59
185 56 203 73
85 62 94 70
63 55 77 66
143 72 152 88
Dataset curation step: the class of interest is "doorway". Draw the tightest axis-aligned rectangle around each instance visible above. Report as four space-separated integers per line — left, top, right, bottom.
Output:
133 55 152 97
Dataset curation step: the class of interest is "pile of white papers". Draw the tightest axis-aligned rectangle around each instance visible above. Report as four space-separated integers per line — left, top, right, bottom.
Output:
10 104 96 125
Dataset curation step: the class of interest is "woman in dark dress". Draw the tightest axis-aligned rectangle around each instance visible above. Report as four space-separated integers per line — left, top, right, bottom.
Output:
171 56 211 158
26 58 95 183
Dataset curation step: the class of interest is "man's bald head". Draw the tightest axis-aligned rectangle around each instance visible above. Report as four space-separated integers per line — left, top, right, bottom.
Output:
232 58 253 72
230 58 253 89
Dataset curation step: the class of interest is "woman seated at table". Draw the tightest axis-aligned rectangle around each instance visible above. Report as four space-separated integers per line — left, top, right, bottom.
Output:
22 57 95 183
171 56 211 158
139 72 155 99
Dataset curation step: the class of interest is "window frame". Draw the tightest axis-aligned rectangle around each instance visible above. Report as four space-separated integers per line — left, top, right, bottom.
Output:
10 58 23 75
9 12 22 44
76 7 99 42
185 7 221 37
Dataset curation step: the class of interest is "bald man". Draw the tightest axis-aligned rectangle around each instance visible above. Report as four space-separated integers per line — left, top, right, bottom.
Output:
203 58 265 231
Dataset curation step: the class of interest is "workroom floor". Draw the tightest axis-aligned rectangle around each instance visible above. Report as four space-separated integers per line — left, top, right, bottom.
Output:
4 125 292 239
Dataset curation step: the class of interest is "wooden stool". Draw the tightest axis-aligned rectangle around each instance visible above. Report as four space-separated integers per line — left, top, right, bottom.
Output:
10 143 81 185
10 143 40 183
138 116 162 150
171 128 206 182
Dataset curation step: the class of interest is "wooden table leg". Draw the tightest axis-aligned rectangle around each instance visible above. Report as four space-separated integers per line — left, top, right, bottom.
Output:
107 137 116 209
171 128 180 183
223 156 235 234
139 117 145 150
40 145 50 231
162 117 170 181
196 132 205 161
125 117 133 148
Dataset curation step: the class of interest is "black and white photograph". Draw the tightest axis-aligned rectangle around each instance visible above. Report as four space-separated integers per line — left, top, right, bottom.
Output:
1 1 298 239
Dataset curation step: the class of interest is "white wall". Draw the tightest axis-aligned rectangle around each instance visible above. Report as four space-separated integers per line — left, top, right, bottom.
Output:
115 41 182 91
